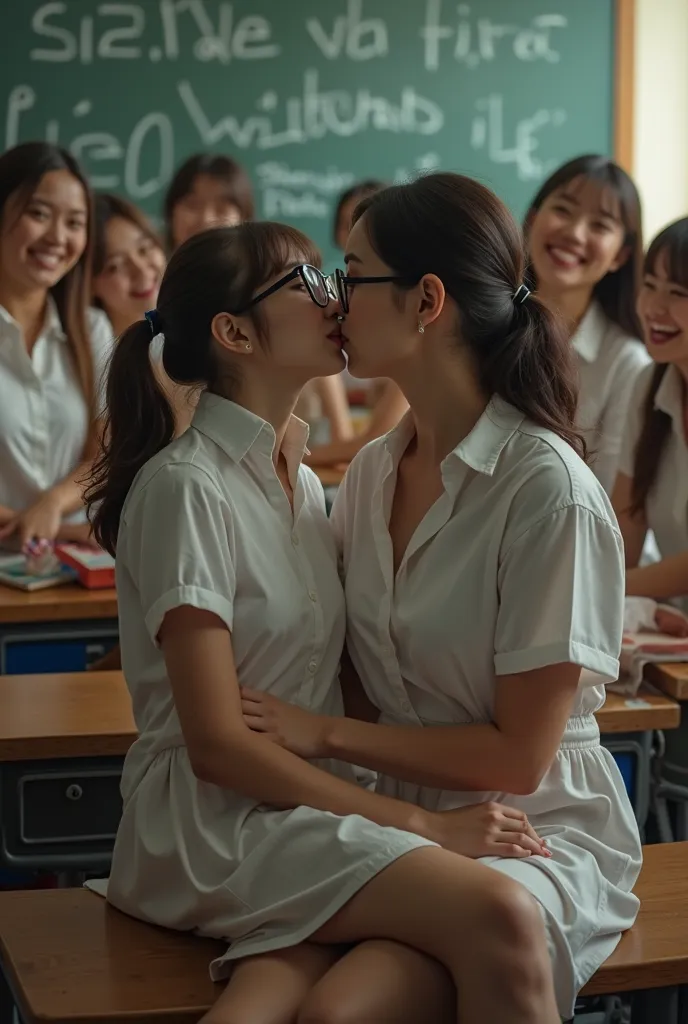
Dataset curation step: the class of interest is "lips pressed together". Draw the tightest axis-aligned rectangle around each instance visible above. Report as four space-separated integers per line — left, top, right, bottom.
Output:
326 324 348 349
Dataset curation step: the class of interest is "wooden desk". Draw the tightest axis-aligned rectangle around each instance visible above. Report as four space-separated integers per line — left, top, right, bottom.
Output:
582 841 688 999
0 584 118 674
596 689 681 734
313 465 348 488
646 663 688 702
0 671 134 761
0 671 133 876
0 844 686 1023
598 687 680 834
0 583 117 625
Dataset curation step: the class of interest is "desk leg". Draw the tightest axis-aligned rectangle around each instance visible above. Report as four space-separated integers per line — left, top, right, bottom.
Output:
0 964 15 1021
632 986 679 1024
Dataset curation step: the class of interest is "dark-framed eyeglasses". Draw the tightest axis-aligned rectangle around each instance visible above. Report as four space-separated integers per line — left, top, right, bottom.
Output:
331 268 413 314
238 264 338 313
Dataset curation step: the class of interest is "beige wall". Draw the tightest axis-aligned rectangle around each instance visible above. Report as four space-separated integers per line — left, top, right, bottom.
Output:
633 0 688 242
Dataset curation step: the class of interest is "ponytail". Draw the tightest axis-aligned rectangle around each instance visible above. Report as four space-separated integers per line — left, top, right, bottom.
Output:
480 294 586 459
629 364 671 518
86 320 175 555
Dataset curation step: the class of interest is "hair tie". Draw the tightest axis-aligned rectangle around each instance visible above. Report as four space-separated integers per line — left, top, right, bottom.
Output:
513 284 530 306
144 309 162 337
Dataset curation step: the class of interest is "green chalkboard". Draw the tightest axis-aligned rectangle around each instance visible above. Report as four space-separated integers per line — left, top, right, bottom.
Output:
0 0 617 269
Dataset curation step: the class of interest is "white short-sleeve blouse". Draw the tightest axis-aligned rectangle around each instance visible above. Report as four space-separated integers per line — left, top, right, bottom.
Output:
331 398 641 1017
0 299 113 514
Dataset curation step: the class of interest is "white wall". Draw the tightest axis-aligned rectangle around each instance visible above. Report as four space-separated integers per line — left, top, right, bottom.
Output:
633 0 688 241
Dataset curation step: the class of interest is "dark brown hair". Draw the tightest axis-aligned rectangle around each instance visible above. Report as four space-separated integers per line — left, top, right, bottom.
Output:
86 221 319 554
92 193 164 279
525 155 643 339
333 179 386 246
354 172 585 456
629 216 688 516
163 153 255 250
0 142 95 414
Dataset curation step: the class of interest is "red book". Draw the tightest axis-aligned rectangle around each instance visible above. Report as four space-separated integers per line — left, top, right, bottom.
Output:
55 544 115 589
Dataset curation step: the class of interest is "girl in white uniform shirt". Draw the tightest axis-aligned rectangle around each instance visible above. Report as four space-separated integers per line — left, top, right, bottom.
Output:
240 174 642 1021
525 155 650 493
87 222 562 1024
612 218 688 607
0 142 112 551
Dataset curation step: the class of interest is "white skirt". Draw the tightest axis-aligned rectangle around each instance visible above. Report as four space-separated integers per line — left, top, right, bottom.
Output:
95 746 435 980
376 714 642 1018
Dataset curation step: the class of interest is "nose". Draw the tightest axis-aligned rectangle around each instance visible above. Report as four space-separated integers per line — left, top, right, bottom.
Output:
646 292 669 318
565 217 587 245
45 216 67 247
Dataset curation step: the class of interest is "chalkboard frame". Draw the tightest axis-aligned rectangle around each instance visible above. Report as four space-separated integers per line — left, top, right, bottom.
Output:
613 0 635 171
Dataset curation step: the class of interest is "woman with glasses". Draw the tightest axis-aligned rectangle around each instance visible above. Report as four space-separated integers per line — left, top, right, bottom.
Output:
86 222 561 1024
239 176 642 1022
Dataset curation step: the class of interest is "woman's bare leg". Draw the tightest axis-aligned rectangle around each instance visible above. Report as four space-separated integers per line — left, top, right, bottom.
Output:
298 939 455 1024
309 848 559 1024
201 943 340 1024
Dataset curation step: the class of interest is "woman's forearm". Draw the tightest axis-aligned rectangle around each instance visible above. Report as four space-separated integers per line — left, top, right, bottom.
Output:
321 717 529 794
197 726 434 837
52 459 94 516
626 554 688 600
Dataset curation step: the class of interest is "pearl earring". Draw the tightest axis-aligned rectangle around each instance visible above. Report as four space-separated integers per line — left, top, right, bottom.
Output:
418 321 425 334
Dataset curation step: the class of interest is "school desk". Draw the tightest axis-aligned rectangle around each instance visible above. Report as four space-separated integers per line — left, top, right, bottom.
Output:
598 687 681 837
0 584 118 674
641 665 688 844
313 465 348 488
0 671 134 878
645 663 688 702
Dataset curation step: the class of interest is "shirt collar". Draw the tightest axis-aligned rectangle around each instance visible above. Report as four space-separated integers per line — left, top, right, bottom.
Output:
571 301 607 363
384 395 525 480
191 391 310 479
0 295 66 344
654 364 684 432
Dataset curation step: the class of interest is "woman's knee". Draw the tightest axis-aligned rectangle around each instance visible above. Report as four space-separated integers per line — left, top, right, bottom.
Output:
297 989 359 1024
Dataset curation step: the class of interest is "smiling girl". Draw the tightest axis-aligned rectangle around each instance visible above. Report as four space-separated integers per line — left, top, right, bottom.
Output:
612 217 688 605
526 155 650 493
92 193 196 436
0 142 113 551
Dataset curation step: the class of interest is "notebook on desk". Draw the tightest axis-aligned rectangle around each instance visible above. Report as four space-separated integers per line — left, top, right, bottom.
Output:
0 554 76 592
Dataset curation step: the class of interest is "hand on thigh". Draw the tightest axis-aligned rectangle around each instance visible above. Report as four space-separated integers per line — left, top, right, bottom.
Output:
201 943 341 1024
298 939 455 1024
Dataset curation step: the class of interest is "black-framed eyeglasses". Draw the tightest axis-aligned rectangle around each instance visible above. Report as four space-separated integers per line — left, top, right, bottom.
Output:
331 268 413 314
238 264 338 313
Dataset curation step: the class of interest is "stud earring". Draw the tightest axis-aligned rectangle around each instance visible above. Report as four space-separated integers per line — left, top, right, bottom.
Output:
244 342 253 352
418 321 425 334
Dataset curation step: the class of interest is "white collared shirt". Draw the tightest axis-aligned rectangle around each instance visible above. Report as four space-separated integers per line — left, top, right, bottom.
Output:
332 398 624 730
620 363 688 562
116 391 346 791
572 302 650 494
331 401 640 1017
0 299 113 514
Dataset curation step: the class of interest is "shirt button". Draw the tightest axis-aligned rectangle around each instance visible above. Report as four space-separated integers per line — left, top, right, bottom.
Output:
401 700 412 712
308 590 317 602
292 534 300 546
307 659 317 674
